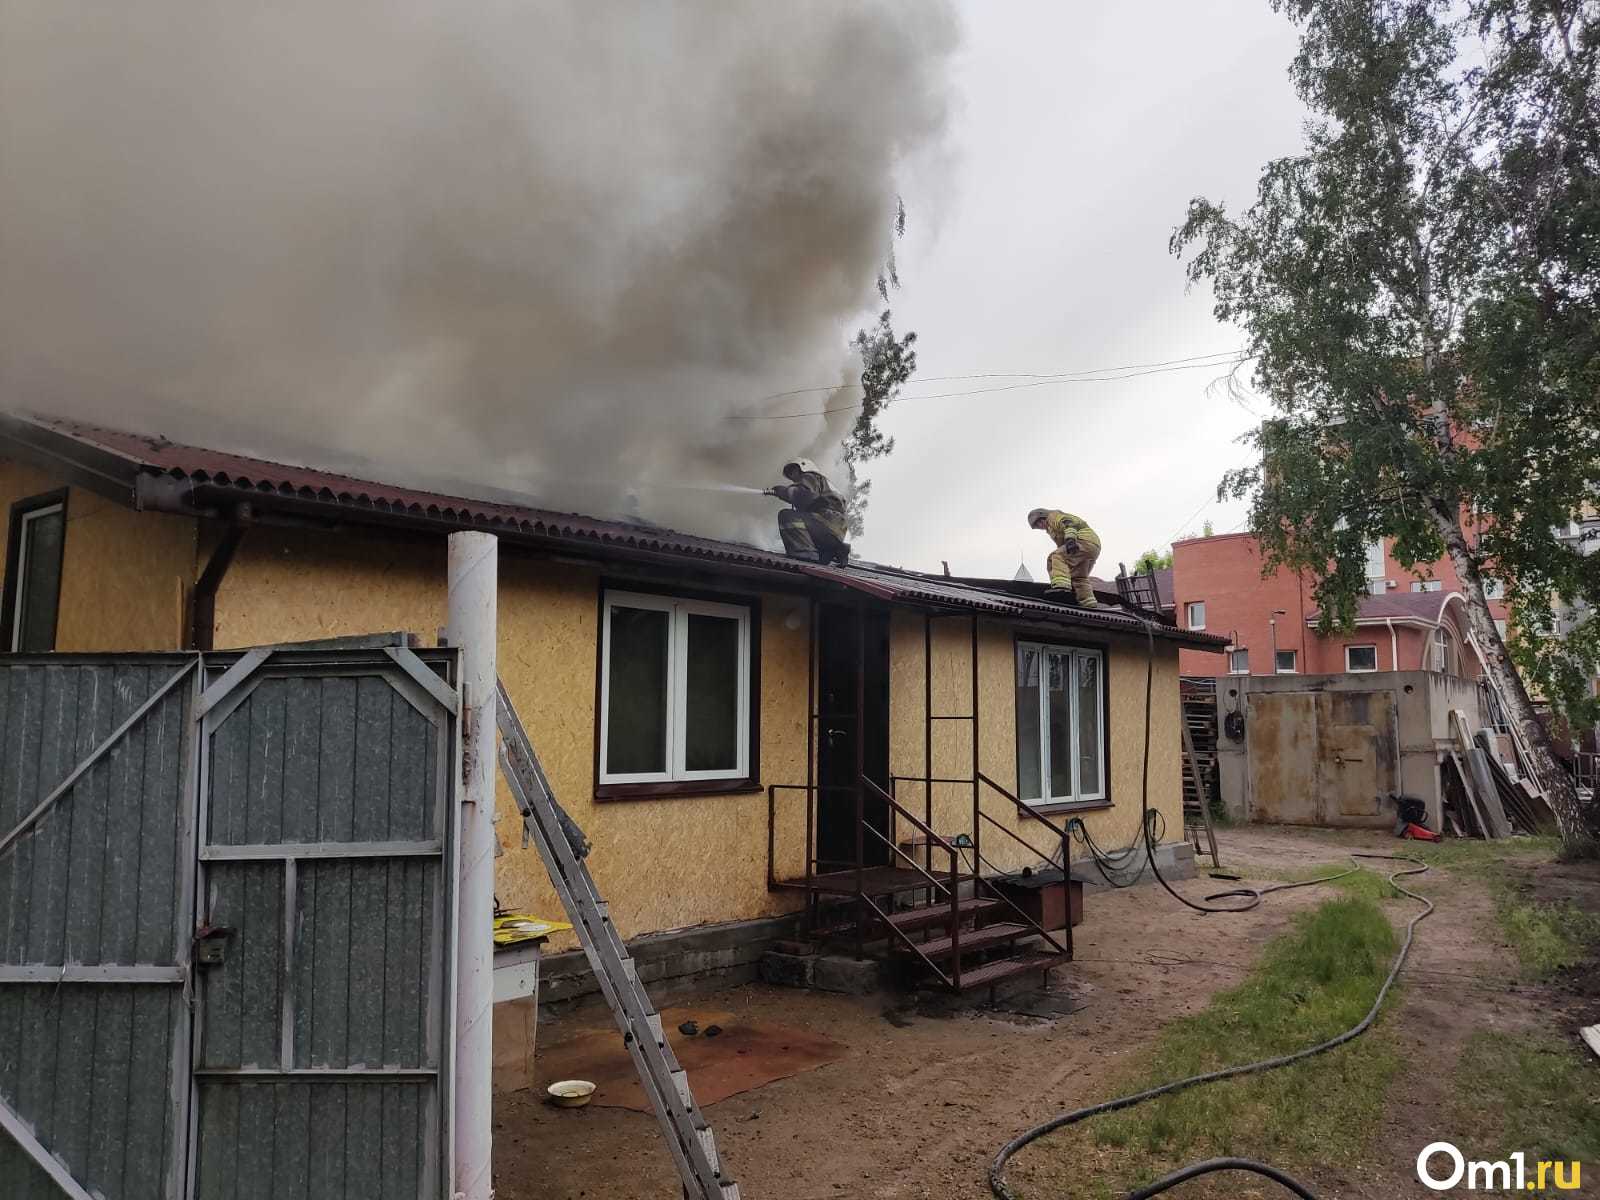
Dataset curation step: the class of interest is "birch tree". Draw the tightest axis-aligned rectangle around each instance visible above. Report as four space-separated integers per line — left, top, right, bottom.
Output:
1173 0 1599 854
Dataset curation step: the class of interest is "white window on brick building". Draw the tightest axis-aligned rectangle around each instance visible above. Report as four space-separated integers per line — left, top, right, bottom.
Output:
1346 644 1378 673
1228 648 1249 674
1185 601 1206 630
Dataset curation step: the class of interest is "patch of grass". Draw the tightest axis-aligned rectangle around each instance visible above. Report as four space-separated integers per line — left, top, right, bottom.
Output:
1401 834 1560 873
1454 1030 1600 1168
1493 888 1600 979
1017 897 1405 1197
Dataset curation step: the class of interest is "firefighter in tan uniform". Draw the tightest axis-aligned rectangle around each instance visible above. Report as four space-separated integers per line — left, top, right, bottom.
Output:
1028 508 1101 607
766 459 852 565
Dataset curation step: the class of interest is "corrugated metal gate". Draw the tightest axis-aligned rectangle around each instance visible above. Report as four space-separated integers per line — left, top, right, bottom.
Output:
0 648 459 1200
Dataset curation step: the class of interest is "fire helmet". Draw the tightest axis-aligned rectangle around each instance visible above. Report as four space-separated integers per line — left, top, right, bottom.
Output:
1027 508 1050 528
783 459 819 479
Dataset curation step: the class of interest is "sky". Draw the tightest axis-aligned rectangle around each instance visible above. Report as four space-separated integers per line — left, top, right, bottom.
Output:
847 2 1309 579
0 2 1310 575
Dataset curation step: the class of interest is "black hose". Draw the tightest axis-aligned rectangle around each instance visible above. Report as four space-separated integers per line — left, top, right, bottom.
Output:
987 615 1435 1200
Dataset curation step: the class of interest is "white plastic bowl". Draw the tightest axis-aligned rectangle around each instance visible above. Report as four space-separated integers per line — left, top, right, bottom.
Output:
546 1079 596 1108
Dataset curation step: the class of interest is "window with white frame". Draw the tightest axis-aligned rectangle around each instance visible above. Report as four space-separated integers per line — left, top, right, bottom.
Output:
1495 618 1509 641
1482 577 1505 600
1185 601 1206 630
599 590 752 785
1015 642 1105 807
1364 540 1387 582
5 494 66 653
1432 626 1459 675
1275 649 1298 674
1346 644 1378 672
1228 648 1249 674
1410 579 1442 593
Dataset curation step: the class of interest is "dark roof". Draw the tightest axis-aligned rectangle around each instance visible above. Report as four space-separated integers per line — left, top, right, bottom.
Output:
1308 591 1461 625
0 414 1228 650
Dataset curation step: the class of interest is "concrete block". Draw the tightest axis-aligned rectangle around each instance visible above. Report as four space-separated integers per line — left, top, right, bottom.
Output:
759 950 815 989
812 954 885 996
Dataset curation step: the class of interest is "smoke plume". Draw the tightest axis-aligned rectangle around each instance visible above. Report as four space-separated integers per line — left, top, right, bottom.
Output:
0 2 957 541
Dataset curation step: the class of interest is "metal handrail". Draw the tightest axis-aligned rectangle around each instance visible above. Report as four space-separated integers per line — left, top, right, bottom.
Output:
961 840 1071 958
861 776 963 859
976 807 1059 868
857 891 955 990
862 823 954 897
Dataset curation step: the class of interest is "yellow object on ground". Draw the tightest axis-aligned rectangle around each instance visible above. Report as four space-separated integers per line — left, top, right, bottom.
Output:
494 913 571 946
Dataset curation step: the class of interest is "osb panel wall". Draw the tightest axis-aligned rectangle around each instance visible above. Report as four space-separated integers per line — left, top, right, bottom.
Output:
0 460 197 651
887 612 1183 874
213 526 808 945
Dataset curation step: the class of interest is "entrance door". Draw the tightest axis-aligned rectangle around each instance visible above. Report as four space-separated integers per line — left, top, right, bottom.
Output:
815 606 891 871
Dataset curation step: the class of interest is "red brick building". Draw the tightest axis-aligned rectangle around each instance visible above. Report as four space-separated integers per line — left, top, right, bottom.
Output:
1171 532 1509 679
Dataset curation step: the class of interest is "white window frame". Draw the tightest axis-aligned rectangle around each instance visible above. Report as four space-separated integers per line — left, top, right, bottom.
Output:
1364 539 1386 581
1346 644 1379 673
10 501 65 652
1015 641 1106 808
598 589 752 786
1432 626 1458 675
1410 580 1442 593
1228 648 1249 675
1274 649 1298 674
1185 601 1206 631
1482 577 1505 601
1494 618 1509 641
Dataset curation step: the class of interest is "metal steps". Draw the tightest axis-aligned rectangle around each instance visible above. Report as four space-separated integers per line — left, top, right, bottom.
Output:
496 680 739 1200
883 896 1005 935
894 922 1029 961
953 951 1067 993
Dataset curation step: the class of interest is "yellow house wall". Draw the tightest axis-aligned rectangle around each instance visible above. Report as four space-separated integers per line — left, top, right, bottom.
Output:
0 459 196 651
886 612 1183 874
211 524 810 945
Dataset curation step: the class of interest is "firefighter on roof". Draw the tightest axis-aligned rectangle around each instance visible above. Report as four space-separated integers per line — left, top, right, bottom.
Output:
766 459 851 565
1028 508 1100 607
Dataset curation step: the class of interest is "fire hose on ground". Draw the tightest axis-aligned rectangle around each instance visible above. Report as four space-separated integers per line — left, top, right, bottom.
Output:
987 618 1436 1200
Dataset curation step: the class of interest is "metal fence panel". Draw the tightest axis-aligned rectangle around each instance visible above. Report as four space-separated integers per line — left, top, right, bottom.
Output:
191 653 453 1200
0 657 196 1200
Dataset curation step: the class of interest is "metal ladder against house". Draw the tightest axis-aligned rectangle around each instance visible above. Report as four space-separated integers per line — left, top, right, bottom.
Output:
495 679 740 1200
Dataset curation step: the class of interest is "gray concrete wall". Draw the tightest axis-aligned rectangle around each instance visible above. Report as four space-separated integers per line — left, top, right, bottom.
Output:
1211 671 1486 830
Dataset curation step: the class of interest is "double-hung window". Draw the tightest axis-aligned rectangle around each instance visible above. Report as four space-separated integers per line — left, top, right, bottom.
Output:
1015 642 1106 808
4 492 67 653
599 590 752 788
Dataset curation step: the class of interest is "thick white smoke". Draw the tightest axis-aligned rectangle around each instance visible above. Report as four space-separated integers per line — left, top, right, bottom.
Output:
0 2 957 541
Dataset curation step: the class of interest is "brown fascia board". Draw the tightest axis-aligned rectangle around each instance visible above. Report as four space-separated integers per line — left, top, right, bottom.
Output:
0 413 142 503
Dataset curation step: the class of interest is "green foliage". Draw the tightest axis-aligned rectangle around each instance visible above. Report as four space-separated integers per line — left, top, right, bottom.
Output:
1172 0 1600 728
842 198 917 536
1134 547 1173 573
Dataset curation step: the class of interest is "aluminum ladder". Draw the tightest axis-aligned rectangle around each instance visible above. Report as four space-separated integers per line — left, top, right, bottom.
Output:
495 679 740 1200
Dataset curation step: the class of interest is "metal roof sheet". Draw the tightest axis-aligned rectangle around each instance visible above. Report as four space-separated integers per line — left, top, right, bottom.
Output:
1 415 1227 650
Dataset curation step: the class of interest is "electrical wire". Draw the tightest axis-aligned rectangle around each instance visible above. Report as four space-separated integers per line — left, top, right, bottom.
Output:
987 613 1436 1200
736 355 1252 421
746 349 1250 404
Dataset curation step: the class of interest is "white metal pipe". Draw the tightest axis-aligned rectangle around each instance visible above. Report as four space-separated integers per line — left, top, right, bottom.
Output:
448 532 498 1200
1386 618 1399 672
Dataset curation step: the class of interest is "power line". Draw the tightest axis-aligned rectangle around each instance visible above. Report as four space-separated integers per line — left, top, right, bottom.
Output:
748 347 1249 405
737 354 1253 421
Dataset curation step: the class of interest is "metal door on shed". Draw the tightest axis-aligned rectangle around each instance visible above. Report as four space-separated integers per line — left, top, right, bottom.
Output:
190 650 458 1200
1245 688 1397 827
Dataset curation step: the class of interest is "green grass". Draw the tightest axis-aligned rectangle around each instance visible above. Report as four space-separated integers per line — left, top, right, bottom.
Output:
1494 887 1600 978
1018 897 1404 1198
1454 1030 1600 1167
1222 860 1403 902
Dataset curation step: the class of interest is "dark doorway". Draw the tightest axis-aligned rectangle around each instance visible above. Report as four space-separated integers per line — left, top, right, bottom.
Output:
815 604 892 870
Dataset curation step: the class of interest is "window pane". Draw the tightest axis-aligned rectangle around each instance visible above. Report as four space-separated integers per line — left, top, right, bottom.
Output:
684 612 740 772
1348 645 1377 671
1275 650 1296 672
606 605 669 774
1230 649 1249 673
16 506 64 653
1047 652 1072 800
1076 653 1102 797
1015 647 1041 801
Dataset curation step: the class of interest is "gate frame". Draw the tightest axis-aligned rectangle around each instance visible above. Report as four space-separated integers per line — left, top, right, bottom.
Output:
182 645 460 1200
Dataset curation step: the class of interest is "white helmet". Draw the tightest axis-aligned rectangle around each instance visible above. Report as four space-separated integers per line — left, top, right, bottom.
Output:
783 458 819 478
1027 508 1049 528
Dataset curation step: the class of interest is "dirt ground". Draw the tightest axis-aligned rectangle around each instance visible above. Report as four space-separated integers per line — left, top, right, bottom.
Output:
493 826 1594 1200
